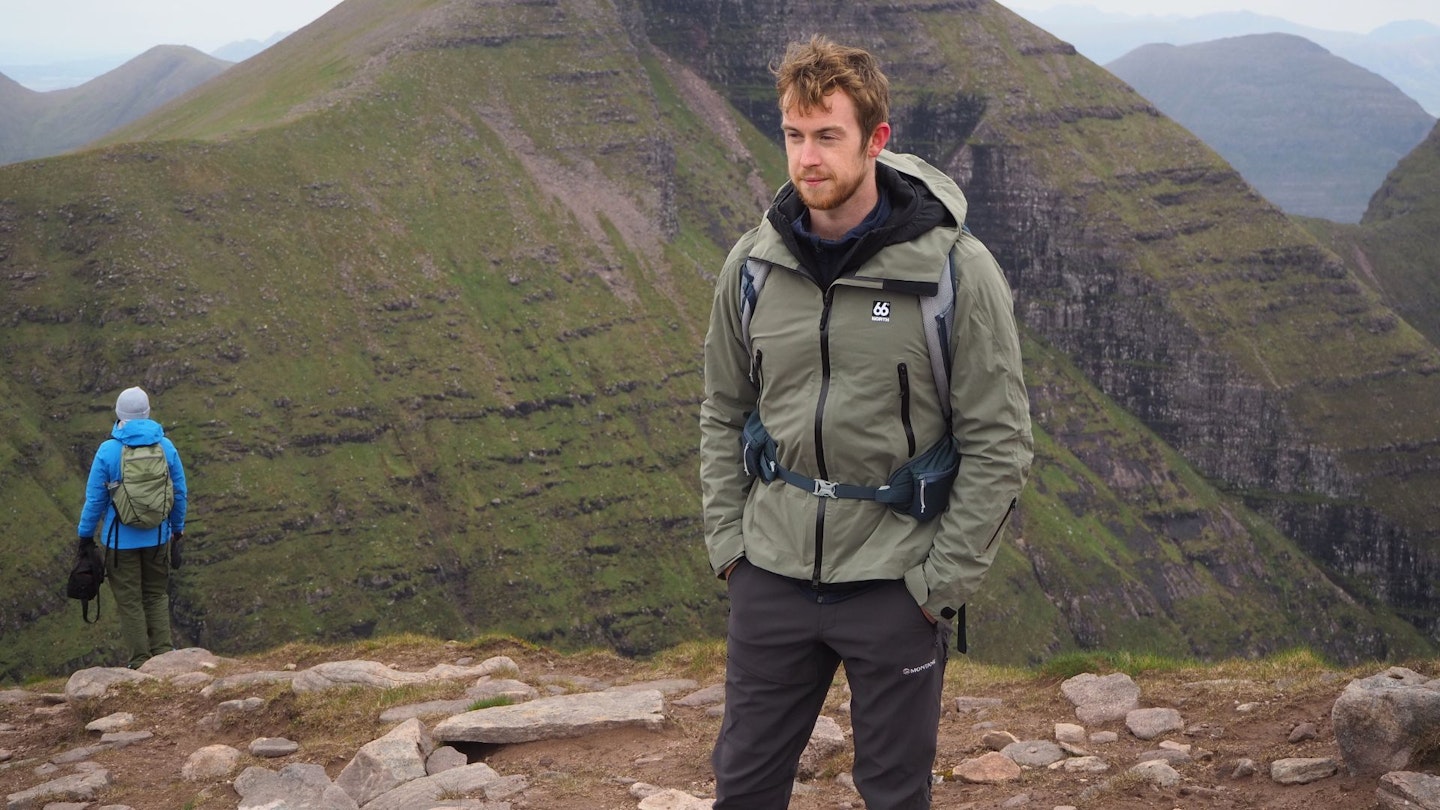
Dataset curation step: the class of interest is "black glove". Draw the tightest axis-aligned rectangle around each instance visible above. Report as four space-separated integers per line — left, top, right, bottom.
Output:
77 537 96 551
170 531 183 569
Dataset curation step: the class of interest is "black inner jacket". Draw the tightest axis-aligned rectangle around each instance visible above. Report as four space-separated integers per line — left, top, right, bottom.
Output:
766 162 956 290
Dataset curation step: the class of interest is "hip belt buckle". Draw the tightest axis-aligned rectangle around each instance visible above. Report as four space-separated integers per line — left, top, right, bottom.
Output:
813 479 839 499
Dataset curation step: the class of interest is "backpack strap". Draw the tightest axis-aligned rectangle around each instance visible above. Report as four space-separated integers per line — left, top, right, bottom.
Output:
920 250 957 423
739 258 770 385
740 253 957 415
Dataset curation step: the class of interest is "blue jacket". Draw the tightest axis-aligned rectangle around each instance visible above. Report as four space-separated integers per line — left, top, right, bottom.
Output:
78 419 188 549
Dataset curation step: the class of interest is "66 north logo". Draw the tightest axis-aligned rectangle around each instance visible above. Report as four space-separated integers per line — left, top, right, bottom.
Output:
871 300 892 322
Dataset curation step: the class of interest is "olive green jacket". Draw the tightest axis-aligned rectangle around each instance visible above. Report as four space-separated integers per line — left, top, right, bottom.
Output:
699 150 1033 618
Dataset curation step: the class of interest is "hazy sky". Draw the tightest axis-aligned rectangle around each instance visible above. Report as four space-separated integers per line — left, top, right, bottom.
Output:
2 0 1436 65
0 0 345 63
1006 0 1440 34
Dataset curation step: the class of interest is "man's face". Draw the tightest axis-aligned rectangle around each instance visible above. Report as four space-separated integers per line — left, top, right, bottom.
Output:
782 90 887 214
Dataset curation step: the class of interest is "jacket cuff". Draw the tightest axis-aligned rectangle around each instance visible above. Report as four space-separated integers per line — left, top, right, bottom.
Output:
708 533 745 578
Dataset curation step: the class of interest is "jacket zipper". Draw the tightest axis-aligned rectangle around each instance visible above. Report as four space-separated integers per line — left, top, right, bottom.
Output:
750 349 764 391
812 288 835 588
897 363 916 458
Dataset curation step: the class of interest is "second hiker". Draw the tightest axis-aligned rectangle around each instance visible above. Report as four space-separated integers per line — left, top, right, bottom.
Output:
77 386 188 668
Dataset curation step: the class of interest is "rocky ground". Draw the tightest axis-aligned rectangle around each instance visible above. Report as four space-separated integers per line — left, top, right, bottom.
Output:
1 637 1436 809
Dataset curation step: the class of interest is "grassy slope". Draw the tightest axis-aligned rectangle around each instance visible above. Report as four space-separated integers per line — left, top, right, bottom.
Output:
1 0 751 678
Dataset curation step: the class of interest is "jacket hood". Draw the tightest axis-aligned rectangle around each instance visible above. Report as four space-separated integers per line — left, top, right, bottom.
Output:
112 418 166 446
761 150 967 287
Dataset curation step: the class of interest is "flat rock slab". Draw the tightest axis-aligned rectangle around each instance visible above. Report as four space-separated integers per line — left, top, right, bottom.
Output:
1377 770 1440 810
136 648 231 678
4 768 112 807
1001 739 1066 767
1271 757 1338 785
292 657 517 693
63 668 154 703
432 689 665 744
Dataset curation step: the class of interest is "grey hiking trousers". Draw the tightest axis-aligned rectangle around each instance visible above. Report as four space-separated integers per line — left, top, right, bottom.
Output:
711 559 949 809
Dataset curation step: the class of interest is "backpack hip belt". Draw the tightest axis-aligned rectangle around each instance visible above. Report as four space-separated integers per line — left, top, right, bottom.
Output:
743 410 960 522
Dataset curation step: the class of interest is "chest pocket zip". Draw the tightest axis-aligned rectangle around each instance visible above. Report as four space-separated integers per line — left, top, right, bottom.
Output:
897 363 916 458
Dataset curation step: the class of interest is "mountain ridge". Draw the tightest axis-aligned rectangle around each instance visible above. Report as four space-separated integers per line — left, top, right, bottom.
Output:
2 0 1438 681
0 45 232 165
1014 5 1440 115
1107 32 1435 222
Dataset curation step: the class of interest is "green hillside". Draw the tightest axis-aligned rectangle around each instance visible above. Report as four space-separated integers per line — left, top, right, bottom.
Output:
2 0 1437 681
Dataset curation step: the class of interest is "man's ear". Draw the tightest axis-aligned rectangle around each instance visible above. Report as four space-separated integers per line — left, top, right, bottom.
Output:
867 122 892 157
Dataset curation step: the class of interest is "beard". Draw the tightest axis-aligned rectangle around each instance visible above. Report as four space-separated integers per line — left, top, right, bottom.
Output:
793 167 866 212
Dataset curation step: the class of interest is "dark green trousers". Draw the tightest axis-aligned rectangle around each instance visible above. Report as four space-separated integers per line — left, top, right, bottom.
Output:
106 544 173 667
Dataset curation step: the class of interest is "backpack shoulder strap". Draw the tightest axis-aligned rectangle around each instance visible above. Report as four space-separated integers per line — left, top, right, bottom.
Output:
739 258 771 384
919 249 958 422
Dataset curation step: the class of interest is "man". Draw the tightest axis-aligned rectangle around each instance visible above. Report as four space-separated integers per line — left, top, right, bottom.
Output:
699 36 1033 808
78 386 188 668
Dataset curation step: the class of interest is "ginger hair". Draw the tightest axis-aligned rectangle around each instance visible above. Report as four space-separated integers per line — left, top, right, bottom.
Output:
773 35 890 140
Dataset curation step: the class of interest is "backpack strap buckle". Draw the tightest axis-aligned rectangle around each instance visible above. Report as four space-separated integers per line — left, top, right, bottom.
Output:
812 479 839 499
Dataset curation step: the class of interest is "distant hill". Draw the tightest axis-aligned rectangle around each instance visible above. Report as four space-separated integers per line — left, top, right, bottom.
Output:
1302 121 1440 346
0 45 231 165
1015 6 1440 115
1107 33 1435 222
211 32 289 64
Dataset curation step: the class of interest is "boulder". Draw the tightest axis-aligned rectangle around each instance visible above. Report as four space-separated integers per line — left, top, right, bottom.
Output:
1332 667 1440 776
1061 673 1140 724
797 715 848 778
136 648 229 678
953 751 1023 783
361 763 524 810
336 718 433 806
1126 707 1184 740
182 744 242 781
637 789 713 810
234 763 358 810
84 712 134 733
1130 759 1180 788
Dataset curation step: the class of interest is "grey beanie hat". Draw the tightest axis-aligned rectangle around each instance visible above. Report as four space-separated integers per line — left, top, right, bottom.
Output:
115 387 151 422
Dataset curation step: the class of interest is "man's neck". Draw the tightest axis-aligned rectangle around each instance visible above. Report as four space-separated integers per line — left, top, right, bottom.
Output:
807 176 879 241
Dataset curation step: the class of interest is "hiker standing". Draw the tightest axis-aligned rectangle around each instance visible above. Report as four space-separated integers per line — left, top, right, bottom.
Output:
77 386 188 668
699 36 1033 808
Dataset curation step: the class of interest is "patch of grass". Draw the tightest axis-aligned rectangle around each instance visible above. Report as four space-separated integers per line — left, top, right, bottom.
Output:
466 695 514 711
1037 650 1198 681
646 639 727 681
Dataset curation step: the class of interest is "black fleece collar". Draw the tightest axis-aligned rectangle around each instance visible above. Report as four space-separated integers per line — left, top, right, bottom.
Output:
767 162 953 288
